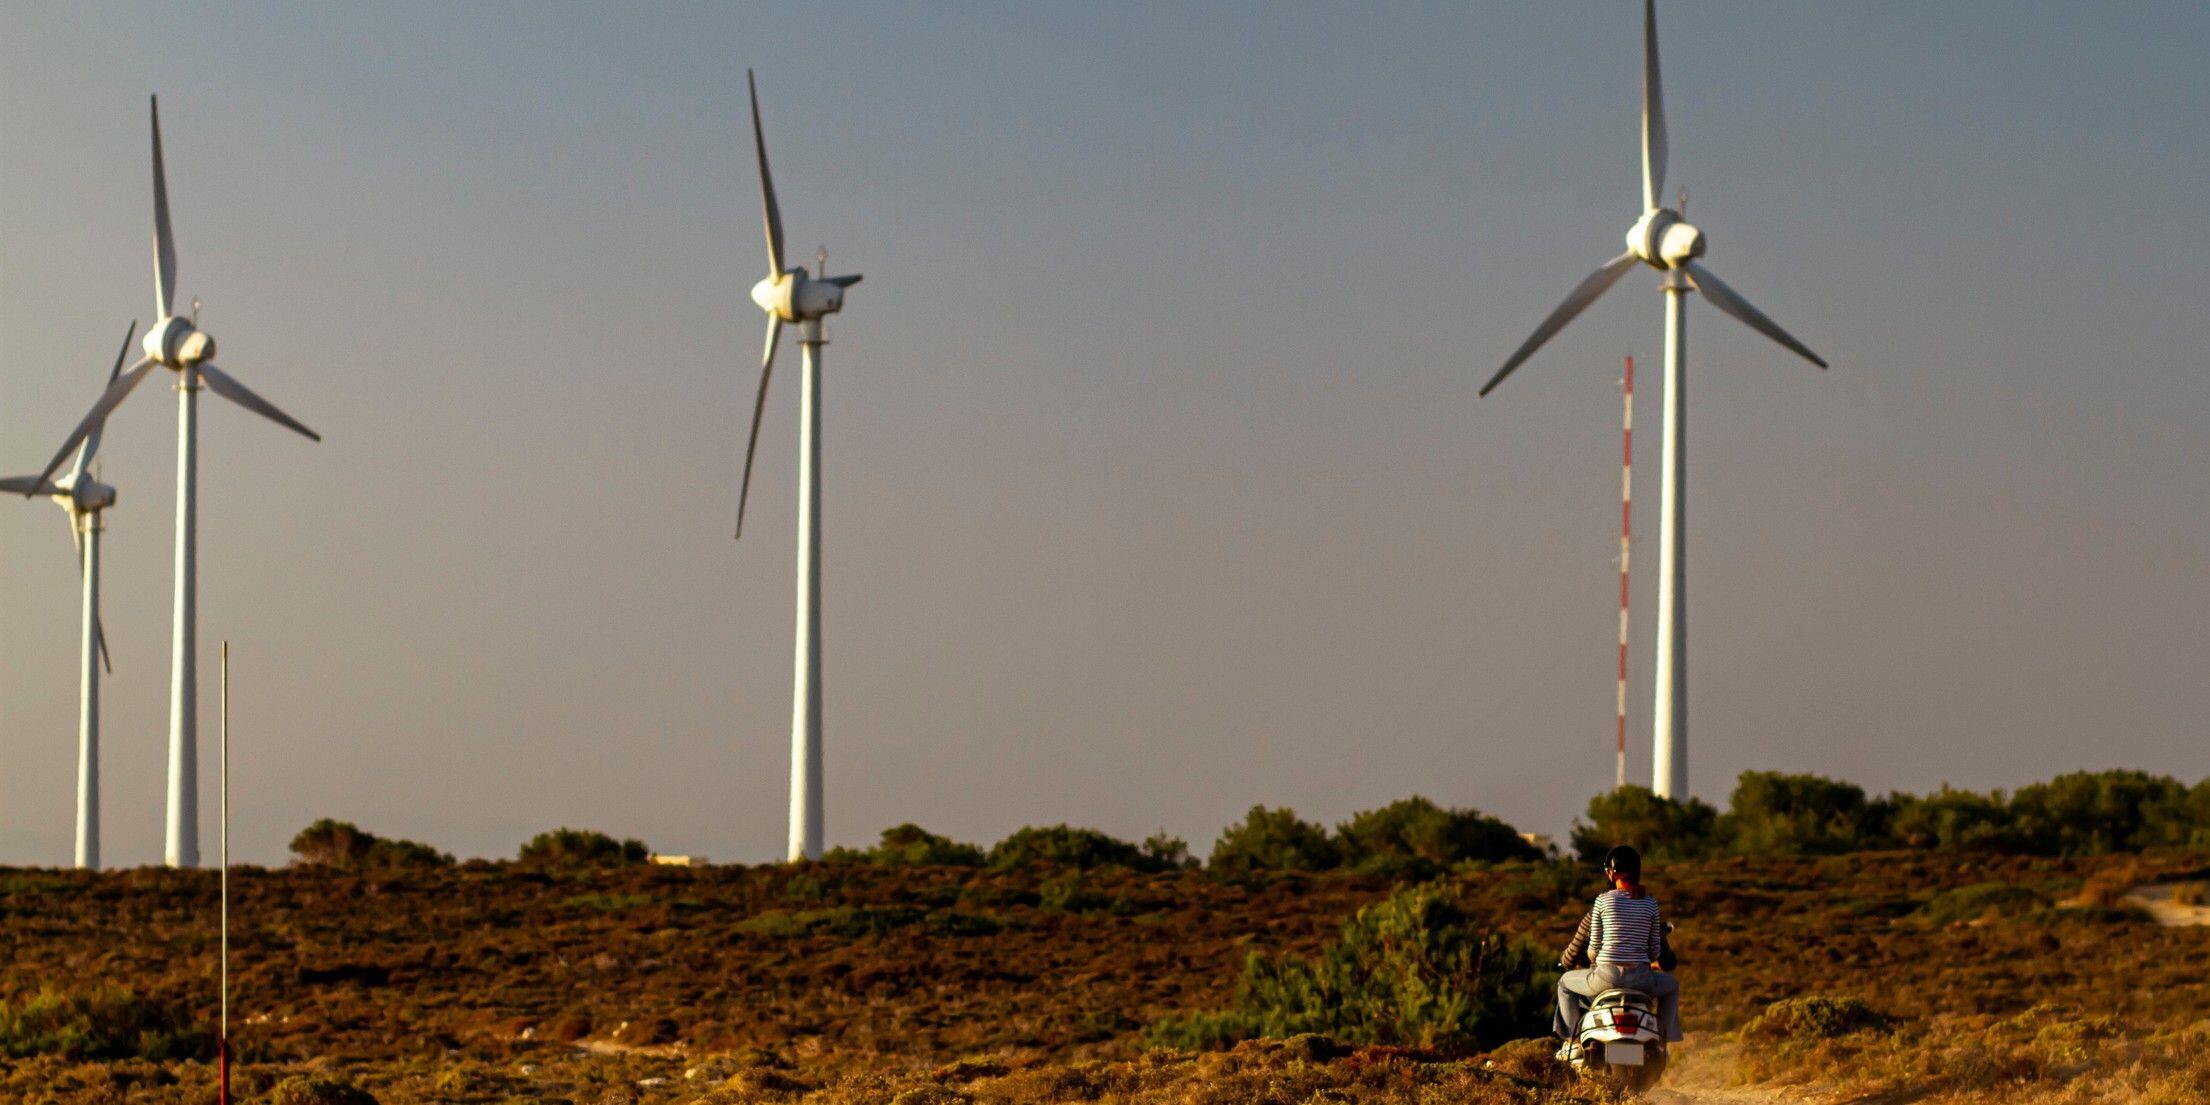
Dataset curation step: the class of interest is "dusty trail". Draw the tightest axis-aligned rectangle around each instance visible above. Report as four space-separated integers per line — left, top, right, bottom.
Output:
1645 1037 1869 1105
2125 882 2210 927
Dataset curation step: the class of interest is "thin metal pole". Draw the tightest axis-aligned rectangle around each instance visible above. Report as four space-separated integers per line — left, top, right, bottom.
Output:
219 640 230 1105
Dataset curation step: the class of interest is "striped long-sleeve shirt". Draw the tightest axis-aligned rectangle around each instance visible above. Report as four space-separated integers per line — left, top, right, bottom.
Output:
1558 888 1670 968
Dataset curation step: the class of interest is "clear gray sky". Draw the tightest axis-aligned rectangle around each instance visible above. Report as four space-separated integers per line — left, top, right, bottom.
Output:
2 3 2204 866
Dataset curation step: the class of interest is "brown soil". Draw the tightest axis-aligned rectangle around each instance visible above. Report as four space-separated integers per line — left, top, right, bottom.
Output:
1 850 2203 1102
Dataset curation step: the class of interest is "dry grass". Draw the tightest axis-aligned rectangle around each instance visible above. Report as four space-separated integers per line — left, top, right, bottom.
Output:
1 851 2206 1102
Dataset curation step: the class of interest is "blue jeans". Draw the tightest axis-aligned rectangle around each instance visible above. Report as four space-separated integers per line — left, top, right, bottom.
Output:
1554 964 1683 1041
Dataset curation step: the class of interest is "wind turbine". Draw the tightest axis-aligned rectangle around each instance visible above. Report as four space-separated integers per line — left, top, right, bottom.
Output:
27 96 321 868
732 70 861 862
1480 0 1825 799
2 322 136 869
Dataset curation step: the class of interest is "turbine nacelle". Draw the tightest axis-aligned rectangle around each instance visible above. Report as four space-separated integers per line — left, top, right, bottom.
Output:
51 474 116 514
144 315 215 367
1627 208 1705 269
750 267 850 323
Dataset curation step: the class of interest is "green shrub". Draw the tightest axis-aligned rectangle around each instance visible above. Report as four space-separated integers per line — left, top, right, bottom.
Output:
1570 785 1720 862
289 819 452 870
2009 771 2192 855
0 986 212 1060
517 827 648 866
1147 882 1556 1055
1141 830 1198 870
825 823 986 867
1887 786 2018 851
2189 781 2210 849
1740 996 1892 1042
1917 881 2042 925
989 825 1171 872
1335 797 1541 875
1721 772 1888 856
1208 806 1340 873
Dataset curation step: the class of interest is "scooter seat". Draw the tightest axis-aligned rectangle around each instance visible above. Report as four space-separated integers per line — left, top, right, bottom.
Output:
1591 988 1659 1012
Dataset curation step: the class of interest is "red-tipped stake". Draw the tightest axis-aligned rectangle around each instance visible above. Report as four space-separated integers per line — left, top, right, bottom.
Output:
1616 358 1634 791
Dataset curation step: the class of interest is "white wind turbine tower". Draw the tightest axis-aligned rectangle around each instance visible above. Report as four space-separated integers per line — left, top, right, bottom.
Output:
732 71 862 862
2 322 136 869
28 96 322 867
1480 0 1825 799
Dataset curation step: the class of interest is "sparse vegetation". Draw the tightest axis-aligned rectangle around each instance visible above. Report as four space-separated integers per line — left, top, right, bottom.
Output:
1207 805 1339 873
288 819 451 870
1741 995 1895 1042
1336 796 1545 874
825 823 987 867
987 824 1176 872
267 1076 379 1105
0 986 210 1061
1719 771 1890 856
1571 769 2210 863
516 827 648 866
1148 882 1555 1054
1570 784 1720 861
1205 798 1537 876
1917 881 2042 925
9 772 2210 1103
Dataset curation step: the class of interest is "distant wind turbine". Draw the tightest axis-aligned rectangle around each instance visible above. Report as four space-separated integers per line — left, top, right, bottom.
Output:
1480 1 1826 800
2 322 136 870
28 97 322 868
732 71 862 863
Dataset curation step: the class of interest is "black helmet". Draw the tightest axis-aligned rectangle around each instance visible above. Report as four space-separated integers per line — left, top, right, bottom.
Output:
1603 844 1642 880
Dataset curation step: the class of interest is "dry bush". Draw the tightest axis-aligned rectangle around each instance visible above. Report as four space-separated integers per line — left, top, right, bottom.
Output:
268 1076 378 1105
2065 856 2141 908
1 848 2206 1103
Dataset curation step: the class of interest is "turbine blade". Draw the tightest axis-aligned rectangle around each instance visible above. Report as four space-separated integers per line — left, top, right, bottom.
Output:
28 360 159 495
98 619 112 675
197 364 323 442
736 316 782 538
1681 261 1827 369
0 476 59 495
1642 0 1668 212
823 274 862 289
1481 253 1640 397
748 70 786 277
76 320 140 481
152 96 177 320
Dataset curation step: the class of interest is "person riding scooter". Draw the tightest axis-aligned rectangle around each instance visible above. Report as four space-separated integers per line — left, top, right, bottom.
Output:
1554 844 1683 1051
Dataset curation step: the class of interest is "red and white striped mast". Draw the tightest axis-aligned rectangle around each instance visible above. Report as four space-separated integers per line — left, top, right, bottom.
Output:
1616 356 1634 790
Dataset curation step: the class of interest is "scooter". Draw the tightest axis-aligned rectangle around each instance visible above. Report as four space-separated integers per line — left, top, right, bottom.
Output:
1567 987 1669 1091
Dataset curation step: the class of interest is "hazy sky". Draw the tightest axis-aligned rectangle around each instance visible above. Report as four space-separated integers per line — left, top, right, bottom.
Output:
2 3 2205 867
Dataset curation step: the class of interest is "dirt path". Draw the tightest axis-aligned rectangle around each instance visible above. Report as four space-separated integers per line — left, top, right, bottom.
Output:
2125 883 2210 927
1645 1037 1868 1105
